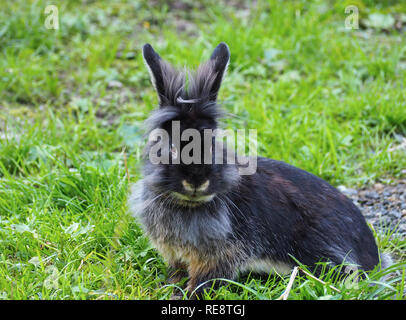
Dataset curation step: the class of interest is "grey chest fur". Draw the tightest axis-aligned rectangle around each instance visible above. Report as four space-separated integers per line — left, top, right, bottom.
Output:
128 180 232 248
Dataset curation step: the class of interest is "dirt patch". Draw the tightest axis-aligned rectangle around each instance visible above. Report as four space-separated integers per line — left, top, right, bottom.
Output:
338 180 406 237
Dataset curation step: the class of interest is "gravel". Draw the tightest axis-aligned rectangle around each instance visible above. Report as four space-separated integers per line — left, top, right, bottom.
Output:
337 180 406 238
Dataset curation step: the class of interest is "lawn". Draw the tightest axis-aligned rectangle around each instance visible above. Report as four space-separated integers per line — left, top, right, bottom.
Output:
0 0 405 300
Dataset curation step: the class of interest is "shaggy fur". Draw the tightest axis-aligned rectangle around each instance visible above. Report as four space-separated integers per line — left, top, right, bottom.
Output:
129 42 391 299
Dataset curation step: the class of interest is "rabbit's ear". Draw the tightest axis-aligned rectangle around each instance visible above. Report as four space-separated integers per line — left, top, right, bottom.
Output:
142 44 166 102
209 42 230 100
142 44 183 106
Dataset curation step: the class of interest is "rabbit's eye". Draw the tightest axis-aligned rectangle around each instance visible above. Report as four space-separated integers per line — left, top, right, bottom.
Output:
170 144 178 160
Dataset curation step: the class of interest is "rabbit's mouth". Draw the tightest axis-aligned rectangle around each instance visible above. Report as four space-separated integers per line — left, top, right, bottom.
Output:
171 192 215 206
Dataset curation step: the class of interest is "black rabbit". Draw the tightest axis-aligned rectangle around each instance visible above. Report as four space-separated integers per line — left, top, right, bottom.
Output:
129 42 392 298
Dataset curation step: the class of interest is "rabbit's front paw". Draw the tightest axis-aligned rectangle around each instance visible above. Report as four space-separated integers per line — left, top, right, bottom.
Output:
167 262 189 284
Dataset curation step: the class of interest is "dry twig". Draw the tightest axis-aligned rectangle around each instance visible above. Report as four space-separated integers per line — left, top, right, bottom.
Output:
277 266 299 300
298 267 341 293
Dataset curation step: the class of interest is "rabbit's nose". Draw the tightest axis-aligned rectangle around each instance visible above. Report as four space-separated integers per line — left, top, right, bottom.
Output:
182 180 195 193
182 180 210 193
197 180 210 192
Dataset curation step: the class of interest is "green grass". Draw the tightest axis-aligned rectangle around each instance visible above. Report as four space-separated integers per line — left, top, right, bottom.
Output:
0 0 405 299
